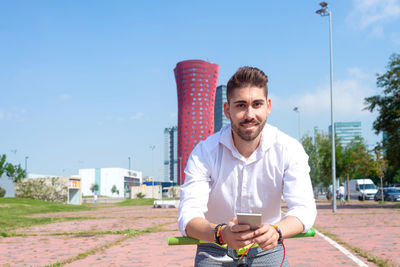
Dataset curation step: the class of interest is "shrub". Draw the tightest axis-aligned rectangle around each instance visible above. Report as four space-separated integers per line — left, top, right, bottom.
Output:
0 186 5 197
14 177 68 203
136 192 145 199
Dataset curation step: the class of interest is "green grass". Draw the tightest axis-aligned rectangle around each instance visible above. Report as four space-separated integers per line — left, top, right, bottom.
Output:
115 198 155 206
0 197 92 233
48 227 157 266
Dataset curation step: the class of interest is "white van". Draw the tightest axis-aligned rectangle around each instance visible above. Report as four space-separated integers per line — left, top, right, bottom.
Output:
346 179 377 200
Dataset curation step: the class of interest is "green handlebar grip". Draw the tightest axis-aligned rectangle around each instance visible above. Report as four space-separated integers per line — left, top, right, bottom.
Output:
291 228 315 238
168 228 315 245
168 236 202 245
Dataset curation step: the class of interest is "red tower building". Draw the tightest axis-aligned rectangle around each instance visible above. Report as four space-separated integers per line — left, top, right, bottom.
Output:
174 60 219 185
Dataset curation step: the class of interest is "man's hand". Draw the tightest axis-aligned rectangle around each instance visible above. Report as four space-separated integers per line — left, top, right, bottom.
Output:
252 223 280 251
220 218 256 249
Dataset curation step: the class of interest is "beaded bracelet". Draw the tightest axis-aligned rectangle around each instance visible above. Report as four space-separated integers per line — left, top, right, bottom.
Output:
274 225 283 242
214 223 227 245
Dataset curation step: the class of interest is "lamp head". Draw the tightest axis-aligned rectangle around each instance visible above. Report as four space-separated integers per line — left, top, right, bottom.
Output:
320 2 328 7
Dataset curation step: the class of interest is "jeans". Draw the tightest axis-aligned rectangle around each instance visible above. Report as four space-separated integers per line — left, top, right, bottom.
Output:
194 242 289 267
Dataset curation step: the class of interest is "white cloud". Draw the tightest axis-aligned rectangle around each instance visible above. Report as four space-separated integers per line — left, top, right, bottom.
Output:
169 113 177 118
130 112 144 120
369 25 385 38
346 0 400 41
0 108 26 122
348 0 400 29
59 94 71 101
269 68 380 145
347 67 375 81
274 68 375 118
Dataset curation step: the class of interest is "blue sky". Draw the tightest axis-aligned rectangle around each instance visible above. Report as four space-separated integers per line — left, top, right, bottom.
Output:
1 0 399 180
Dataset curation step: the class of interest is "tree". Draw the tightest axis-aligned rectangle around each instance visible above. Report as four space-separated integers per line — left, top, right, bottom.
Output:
393 169 400 184
111 185 119 196
301 133 322 186
301 131 379 188
364 53 400 183
90 184 99 195
0 154 6 177
342 137 380 182
5 163 26 182
301 130 344 187
0 154 26 182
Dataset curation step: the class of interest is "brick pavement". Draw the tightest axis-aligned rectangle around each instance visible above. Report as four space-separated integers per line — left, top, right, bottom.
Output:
0 201 398 266
313 201 400 266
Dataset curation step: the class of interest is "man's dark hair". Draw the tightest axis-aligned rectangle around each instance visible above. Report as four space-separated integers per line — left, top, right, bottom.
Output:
226 66 268 102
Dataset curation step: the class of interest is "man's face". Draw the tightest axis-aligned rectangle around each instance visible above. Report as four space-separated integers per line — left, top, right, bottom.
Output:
224 86 271 142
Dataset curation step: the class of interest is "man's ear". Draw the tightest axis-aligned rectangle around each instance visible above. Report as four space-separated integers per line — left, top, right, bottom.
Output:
266 98 272 116
223 102 230 119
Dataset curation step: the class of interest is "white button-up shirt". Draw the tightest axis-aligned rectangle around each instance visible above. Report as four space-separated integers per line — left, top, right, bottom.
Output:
178 124 317 236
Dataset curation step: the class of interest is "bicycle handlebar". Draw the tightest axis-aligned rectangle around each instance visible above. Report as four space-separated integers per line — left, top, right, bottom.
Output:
168 228 315 245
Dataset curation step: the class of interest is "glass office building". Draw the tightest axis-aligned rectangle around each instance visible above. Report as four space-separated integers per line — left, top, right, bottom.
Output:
329 121 362 147
214 85 230 132
164 126 178 183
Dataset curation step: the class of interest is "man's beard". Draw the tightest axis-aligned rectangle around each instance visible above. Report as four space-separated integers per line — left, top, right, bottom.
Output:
231 118 267 142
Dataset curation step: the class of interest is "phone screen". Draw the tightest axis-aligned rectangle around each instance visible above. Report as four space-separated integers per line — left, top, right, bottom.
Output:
237 212 262 230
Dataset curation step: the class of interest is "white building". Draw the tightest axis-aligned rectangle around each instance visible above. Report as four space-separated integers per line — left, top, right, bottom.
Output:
79 168 142 198
0 175 14 197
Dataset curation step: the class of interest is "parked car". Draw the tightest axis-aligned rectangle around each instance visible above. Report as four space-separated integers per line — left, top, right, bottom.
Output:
374 187 400 202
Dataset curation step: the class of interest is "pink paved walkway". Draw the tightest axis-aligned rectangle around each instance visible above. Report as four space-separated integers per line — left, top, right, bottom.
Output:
313 202 400 266
0 201 398 266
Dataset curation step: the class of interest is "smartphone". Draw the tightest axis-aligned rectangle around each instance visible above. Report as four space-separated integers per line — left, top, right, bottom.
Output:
237 212 262 230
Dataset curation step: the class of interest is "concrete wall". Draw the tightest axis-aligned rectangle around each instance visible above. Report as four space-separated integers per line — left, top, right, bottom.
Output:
131 185 162 199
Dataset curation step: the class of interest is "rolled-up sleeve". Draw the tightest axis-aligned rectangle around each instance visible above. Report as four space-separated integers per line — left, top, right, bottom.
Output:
282 141 317 233
177 143 212 236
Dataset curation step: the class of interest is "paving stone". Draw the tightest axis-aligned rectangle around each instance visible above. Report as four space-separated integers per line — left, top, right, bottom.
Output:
1 201 398 266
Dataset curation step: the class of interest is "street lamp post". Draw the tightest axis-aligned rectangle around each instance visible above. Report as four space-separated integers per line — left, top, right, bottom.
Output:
25 156 29 176
293 107 301 140
128 157 131 171
316 1 337 212
149 145 156 198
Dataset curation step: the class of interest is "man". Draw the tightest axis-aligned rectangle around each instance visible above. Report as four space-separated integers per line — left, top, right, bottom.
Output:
178 67 316 266
338 184 345 206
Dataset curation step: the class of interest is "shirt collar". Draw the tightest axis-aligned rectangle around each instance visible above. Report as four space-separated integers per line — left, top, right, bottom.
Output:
219 123 277 161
